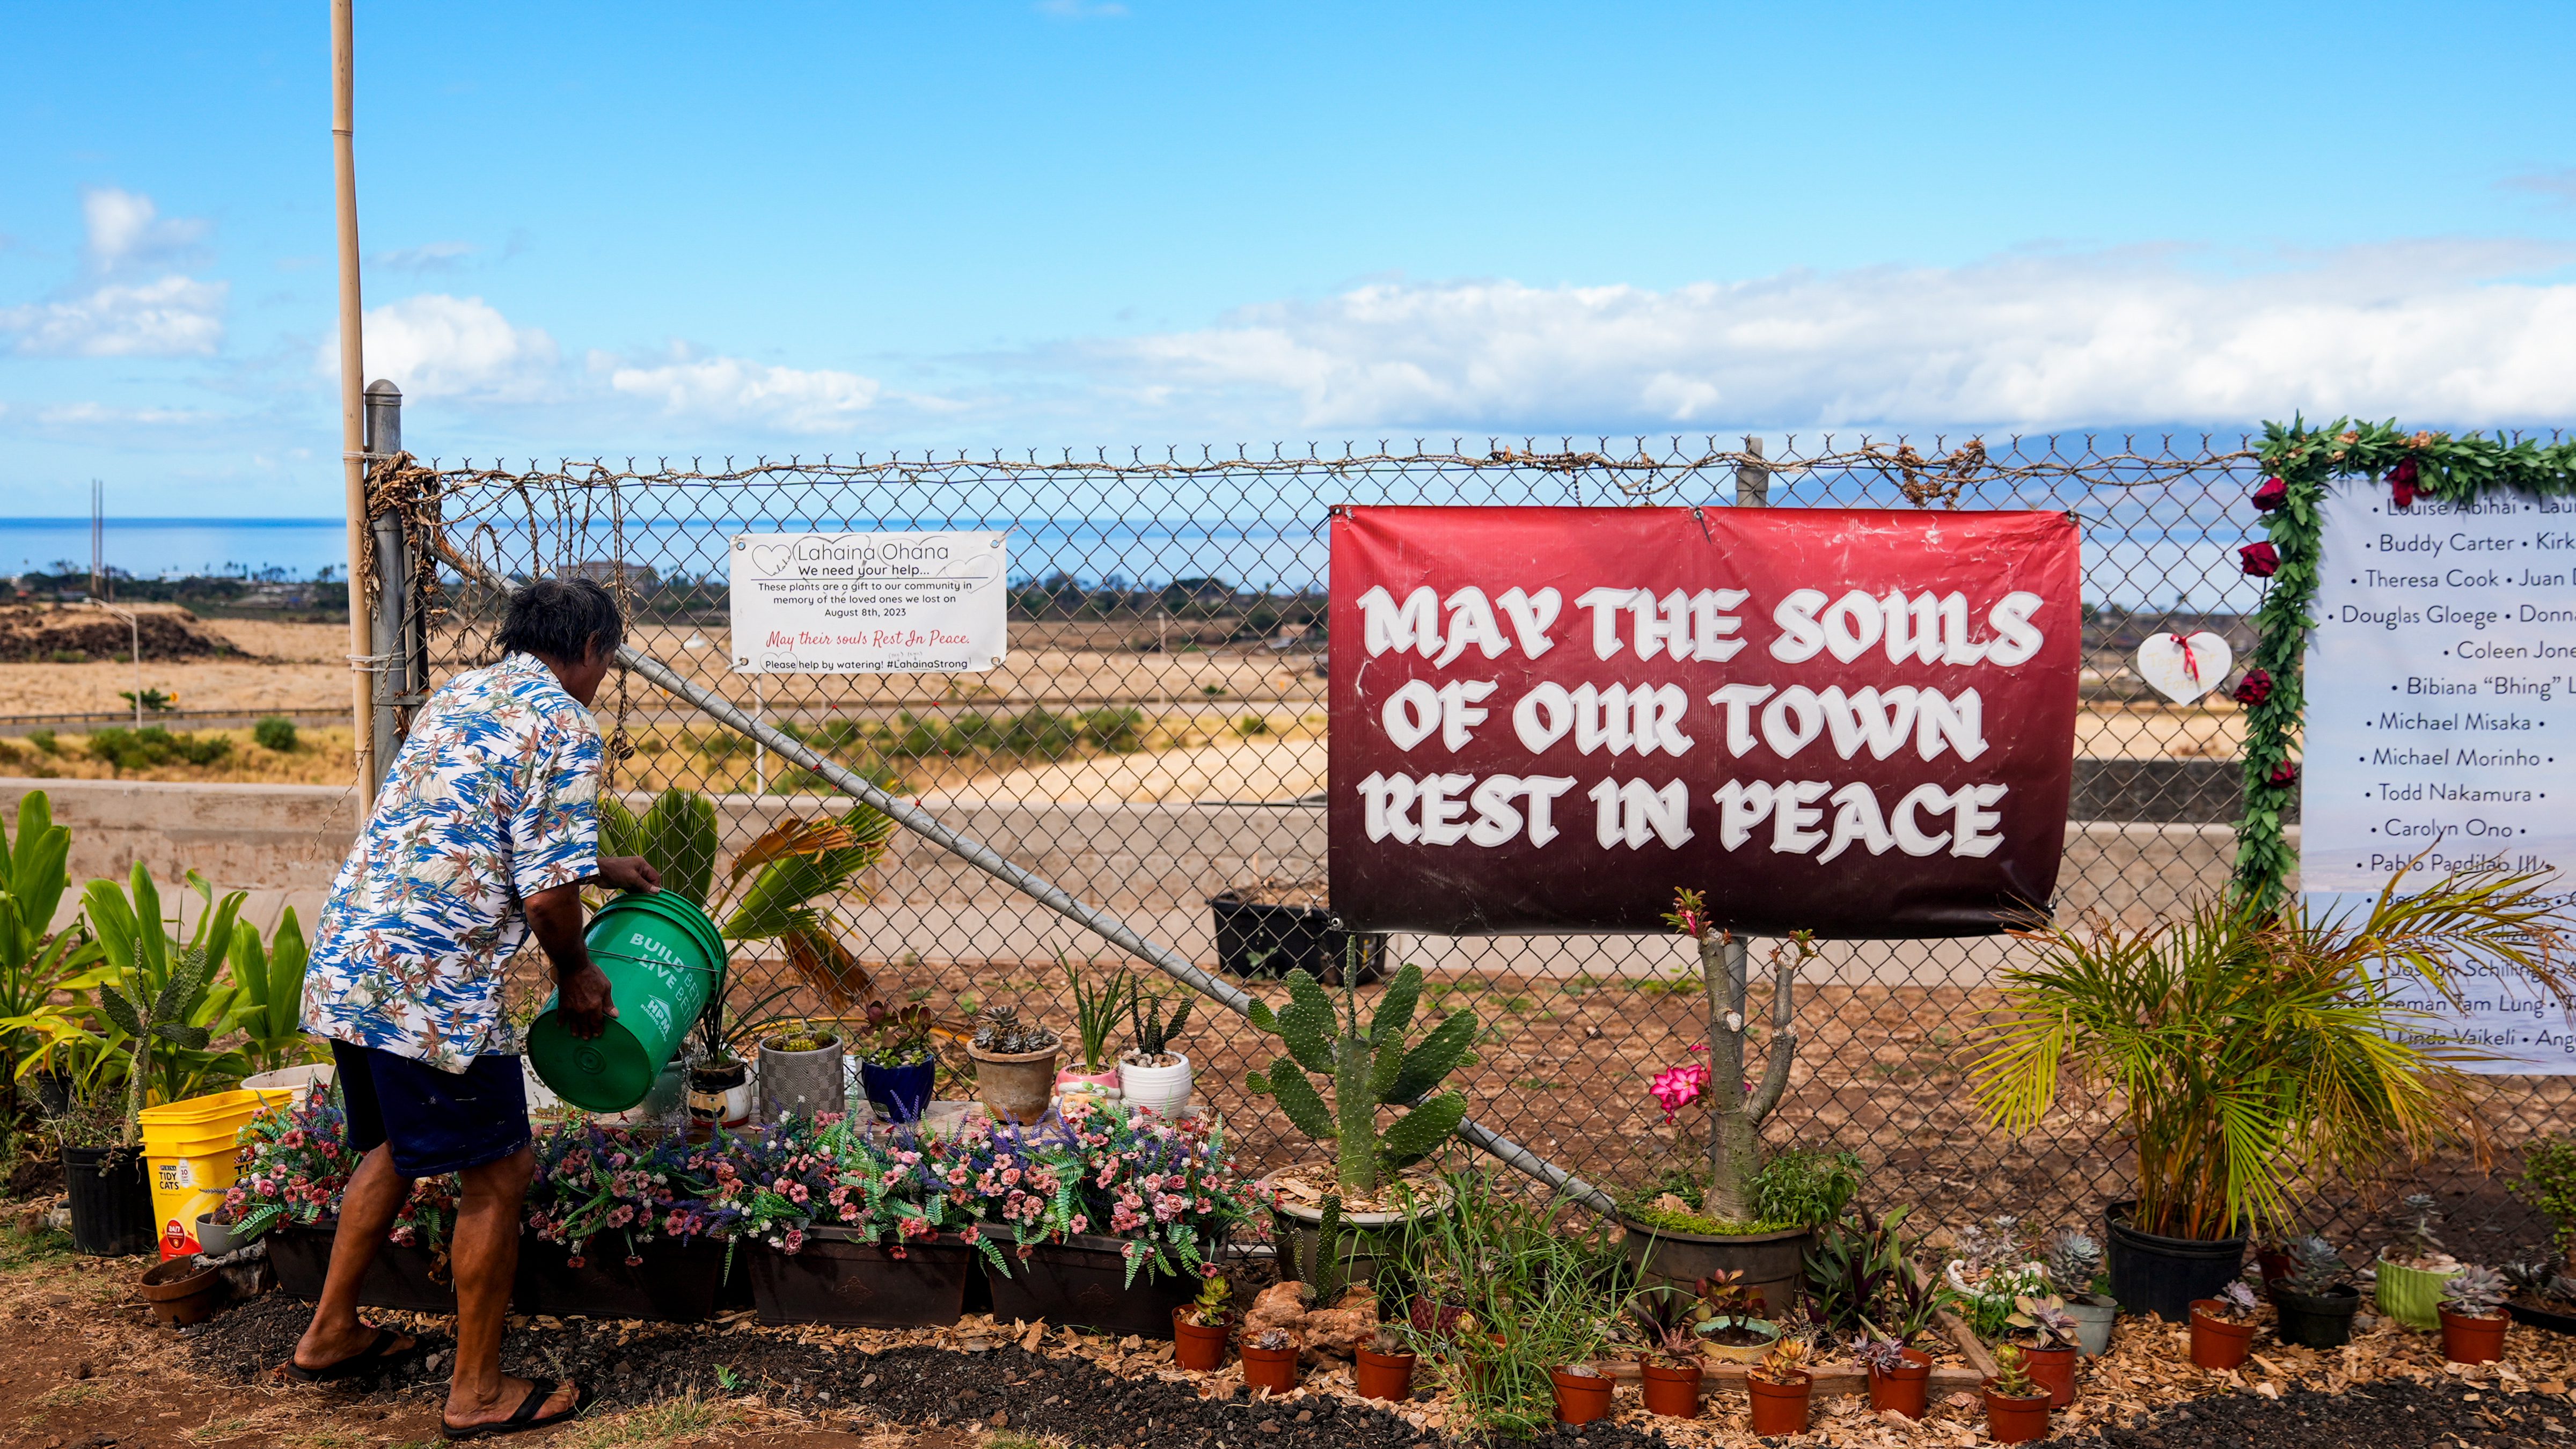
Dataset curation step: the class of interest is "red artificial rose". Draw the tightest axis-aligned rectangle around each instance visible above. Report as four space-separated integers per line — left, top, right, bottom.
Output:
2389 457 2422 509
2268 760 2300 787
2251 477 2288 511
2240 541 2280 576
2232 668 2274 705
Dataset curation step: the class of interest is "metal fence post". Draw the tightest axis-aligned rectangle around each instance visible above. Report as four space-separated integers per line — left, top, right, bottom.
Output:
365 379 409 775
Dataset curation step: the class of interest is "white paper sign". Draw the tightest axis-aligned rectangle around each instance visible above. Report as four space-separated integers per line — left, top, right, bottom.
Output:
728 531 1008 674
2302 481 2576 1071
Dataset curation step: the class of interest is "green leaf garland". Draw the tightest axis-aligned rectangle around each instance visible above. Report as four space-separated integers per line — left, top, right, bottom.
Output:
2235 418 2576 910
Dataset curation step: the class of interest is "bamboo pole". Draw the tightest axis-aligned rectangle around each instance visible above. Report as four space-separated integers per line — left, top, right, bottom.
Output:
332 0 376 806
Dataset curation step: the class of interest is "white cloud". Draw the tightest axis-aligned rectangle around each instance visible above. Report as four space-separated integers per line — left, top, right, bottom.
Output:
1084 243 2576 430
371 241 478 274
30 402 225 427
1 274 228 356
604 349 880 433
338 293 561 402
82 187 210 272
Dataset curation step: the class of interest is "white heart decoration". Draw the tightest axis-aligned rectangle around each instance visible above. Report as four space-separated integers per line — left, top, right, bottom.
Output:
2135 631 2234 704
748 541 796 576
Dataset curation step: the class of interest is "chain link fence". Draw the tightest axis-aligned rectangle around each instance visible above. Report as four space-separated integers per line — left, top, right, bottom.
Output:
384 433 2571 1260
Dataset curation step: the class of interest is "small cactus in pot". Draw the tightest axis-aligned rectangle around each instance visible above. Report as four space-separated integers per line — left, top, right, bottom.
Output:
966 1005 1062 1123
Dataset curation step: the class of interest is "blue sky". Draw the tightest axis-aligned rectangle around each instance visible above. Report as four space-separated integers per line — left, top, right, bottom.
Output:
4 1 2574 515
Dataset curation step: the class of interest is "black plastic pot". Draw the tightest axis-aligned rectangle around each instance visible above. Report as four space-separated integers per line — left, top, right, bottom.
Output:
2271 1282 2361 1348
984 1233 1198 1337
2104 1201 2246 1322
1207 891 1385 984
62 1145 155 1257
515 1232 748 1322
25 1071 72 1118
745 1227 972 1328
268 1218 457 1313
2508 1297 2576 1336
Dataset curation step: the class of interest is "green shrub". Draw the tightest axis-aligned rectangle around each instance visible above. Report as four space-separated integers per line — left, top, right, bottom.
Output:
86 726 232 772
1079 707 1144 753
1003 707 1079 755
48 649 86 664
1237 714 1269 737
252 715 299 752
26 729 58 756
2517 1136 2576 1267
1749 1148 1865 1229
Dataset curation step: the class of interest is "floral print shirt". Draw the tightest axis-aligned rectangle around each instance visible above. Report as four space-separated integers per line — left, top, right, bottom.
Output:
302 651 603 1071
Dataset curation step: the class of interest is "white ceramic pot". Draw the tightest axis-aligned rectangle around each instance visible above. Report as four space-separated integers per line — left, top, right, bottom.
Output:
1119 1052 1193 1118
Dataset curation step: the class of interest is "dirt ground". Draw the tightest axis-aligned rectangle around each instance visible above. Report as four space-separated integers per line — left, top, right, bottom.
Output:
4 1213 2574 1449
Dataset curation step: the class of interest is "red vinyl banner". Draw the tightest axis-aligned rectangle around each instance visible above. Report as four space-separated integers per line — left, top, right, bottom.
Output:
1327 506 2081 938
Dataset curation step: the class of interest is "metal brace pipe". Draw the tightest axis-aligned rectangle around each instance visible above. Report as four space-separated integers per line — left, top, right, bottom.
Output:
433 539 1614 1213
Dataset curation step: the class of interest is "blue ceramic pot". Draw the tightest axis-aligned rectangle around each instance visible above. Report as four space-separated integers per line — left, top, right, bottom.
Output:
860 1058 935 1122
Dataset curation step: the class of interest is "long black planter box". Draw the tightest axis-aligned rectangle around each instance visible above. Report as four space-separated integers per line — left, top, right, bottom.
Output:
2509 1298 2576 1335
514 1234 748 1322
747 1228 974 1329
983 1233 1197 1338
268 1218 457 1314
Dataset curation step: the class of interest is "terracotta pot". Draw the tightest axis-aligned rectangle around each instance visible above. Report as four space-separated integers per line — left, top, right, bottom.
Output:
1355 1346 1416 1401
969 1044 1061 1123
2255 1247 2294 1296
2188 1301 2257 1370
1984 1384 2053 1445
1747 1371 1812 1435
1240 1340 1299 1395
138 1255 222 1327
2440 1306 2509 1365
1172 1308 1229 1371
1550 1367 1612 1425
1638 1359 1702 1418
1867 1347 1933 1418
2022 1342 2077 1407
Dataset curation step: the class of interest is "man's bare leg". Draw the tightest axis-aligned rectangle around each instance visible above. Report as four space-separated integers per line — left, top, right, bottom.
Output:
441 1146 579 1430
292 1144 417 1371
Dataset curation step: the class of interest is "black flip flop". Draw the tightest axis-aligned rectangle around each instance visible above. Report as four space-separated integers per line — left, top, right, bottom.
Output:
442 1378 589 1441
285 1326 418 1384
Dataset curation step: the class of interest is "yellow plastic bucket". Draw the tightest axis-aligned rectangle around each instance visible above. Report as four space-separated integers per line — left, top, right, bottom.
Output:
140 1087 294 1260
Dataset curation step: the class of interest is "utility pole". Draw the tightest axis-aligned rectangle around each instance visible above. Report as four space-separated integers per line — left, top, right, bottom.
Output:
332 0 377 805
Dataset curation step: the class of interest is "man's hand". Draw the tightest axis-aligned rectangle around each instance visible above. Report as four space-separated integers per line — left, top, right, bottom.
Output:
524 882 618 1040
554 961 618 1041
595 856 662 894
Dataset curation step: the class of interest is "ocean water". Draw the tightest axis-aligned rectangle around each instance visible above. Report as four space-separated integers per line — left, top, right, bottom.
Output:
0 517 354 580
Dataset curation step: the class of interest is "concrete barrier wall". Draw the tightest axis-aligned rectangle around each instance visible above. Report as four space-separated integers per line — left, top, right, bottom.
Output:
0 777 2277 985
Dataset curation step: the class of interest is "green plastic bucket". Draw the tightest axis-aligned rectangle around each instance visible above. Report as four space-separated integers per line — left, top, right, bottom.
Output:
528 891 728 1114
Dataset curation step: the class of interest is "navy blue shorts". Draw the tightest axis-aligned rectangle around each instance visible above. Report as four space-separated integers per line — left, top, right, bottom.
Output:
330 1040 532 1179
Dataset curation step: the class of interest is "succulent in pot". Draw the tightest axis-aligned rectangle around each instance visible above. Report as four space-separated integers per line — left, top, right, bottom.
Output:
2006 1294 2080 1406
1746 1335 1814 1435
1240 1324 1300 1395
1630 1285 1707 1418
1687 1267 1783 1361
1982 1343 2053 1445
1355 1323 1418 1403
855 998 941 1124
757 1020 845 1123
1173 1272 1232 1371
1118 990 1196 1119
2047 1228 2119 1356
966 1005 1060 1123
2377 1192 2464 1329
1854 1335 1933 1419
2270 1235 2362 1349
2187 1280 2260 1370
2439 1263 2511 1365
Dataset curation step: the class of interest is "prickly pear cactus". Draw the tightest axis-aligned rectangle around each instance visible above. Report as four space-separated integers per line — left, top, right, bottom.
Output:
1243 956 1475 1198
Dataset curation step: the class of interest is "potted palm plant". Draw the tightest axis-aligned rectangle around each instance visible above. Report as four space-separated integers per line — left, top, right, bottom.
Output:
1971 870 2573 1321
1245 950 1476 1300
1119 990 1195 1118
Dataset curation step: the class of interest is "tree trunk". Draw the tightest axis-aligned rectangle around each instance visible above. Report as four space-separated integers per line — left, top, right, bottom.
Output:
1703 933 1760 1221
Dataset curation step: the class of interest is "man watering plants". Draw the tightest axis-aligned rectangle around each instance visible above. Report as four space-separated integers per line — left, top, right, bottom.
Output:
289 577 660 1439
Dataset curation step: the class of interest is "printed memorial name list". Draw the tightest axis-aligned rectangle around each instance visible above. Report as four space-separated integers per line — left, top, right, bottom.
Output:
2303 484 2576 1071
1326 506 2080 938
